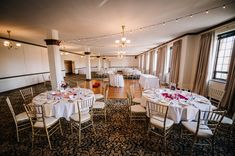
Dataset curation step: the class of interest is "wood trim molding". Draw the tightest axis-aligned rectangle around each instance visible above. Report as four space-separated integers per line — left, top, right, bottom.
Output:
44 39 61 46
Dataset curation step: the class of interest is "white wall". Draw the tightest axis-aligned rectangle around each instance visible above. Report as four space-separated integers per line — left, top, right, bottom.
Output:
105 56 138 67
0 39 50 92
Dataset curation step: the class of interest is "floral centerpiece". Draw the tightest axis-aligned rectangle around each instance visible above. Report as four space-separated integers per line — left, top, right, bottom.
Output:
92 82 100 88
60 81 68 90
161 92 188 100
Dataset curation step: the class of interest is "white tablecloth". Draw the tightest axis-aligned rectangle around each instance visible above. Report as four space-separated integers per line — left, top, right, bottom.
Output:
139 74 160 90
33 88 94 120
109 74 124 87
141 89 212 123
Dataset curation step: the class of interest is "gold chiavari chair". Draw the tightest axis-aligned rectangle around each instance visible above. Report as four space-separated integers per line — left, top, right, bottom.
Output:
147 101 174 153
20 87 34 104
6 97 30 142
127 91 146 124
70 97 96 145
93 87 109 122
24 104 63 149
129 84 142 104
208 87 225 110
181 110 226 155
94 82 108 101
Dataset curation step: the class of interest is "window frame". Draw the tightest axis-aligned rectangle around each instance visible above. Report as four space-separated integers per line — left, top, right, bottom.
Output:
213 30 235 81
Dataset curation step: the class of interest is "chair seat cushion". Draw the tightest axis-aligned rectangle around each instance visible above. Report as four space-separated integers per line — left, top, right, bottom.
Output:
70 113 91 123
34 117 59 128
182 121 213 138
150 115 174 130
132 97 141 104
16 112 29 122
221 116 233 125
95 94 104 100
130 105 146 113
93 102 105 109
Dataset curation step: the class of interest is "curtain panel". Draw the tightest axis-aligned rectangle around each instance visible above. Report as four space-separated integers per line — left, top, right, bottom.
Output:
143 54 146 73
221 40 235 114
156 46 167 80
193 31 214 95
170 39 182 85
139 55 142 70
149 50 154 74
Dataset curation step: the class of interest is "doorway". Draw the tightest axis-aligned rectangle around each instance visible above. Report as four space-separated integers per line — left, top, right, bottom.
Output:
64 60 73 74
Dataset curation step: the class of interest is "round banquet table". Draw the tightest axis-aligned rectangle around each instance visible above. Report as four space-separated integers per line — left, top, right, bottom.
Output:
141 88 212 123
109 74 124 87
33 88 94 120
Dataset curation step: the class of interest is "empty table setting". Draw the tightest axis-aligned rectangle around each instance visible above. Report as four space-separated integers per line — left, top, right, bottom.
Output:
32 87 94 120
141 88 212 123
139 74 160 90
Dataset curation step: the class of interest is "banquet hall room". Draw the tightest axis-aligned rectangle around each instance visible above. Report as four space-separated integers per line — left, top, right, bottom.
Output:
0 0 235 155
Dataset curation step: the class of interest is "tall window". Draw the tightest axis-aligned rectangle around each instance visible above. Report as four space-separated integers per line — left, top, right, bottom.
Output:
213 30 235 81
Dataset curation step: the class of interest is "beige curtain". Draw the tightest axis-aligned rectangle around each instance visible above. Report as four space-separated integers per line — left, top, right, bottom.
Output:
143 54 146 73
139 55 142 70
156 46 167 80
170 40 182 84
193 31 213 95
221 40 235 114
149 50 154 74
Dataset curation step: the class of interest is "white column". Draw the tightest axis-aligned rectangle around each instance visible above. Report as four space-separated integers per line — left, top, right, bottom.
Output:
85 52 91 80
45 29 63 91
102 58 106 69
97 56 101 71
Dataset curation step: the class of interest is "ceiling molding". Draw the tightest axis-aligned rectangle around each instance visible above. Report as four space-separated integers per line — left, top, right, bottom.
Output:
137 17 235 56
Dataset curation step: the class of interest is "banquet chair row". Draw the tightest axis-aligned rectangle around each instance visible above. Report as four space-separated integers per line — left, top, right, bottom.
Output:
145 100 227 154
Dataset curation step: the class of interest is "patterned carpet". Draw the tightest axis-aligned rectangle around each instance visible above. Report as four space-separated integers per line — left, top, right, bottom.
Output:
0 81 235 155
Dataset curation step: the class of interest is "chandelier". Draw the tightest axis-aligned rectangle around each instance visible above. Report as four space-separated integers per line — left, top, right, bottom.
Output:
115 25 130 47
3 30 21 49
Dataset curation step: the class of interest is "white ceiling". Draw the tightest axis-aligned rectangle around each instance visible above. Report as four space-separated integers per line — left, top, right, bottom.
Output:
0 0 235 56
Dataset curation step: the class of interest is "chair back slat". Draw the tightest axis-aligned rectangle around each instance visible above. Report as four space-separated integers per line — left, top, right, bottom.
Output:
196 110 226 135
20 87 33 103
208 88 224 101
147 101 169 129
24 104 45 125
77 97 95 112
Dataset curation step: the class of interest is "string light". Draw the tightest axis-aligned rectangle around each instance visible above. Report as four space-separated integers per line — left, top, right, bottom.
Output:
66 2 233 43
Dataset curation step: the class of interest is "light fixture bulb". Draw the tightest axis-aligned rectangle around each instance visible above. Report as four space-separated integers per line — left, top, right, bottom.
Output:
121 37 126 42
223 5 226 9
3 41 10 46
115 40 120 44
206 10 209 14
126 40 131 44
16 43 21 47
64 52 68 55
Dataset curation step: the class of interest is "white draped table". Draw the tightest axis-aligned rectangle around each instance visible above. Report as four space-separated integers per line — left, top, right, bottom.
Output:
33 88 94 120
109 74 124 87
139 74 160 90
141 88 212 123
